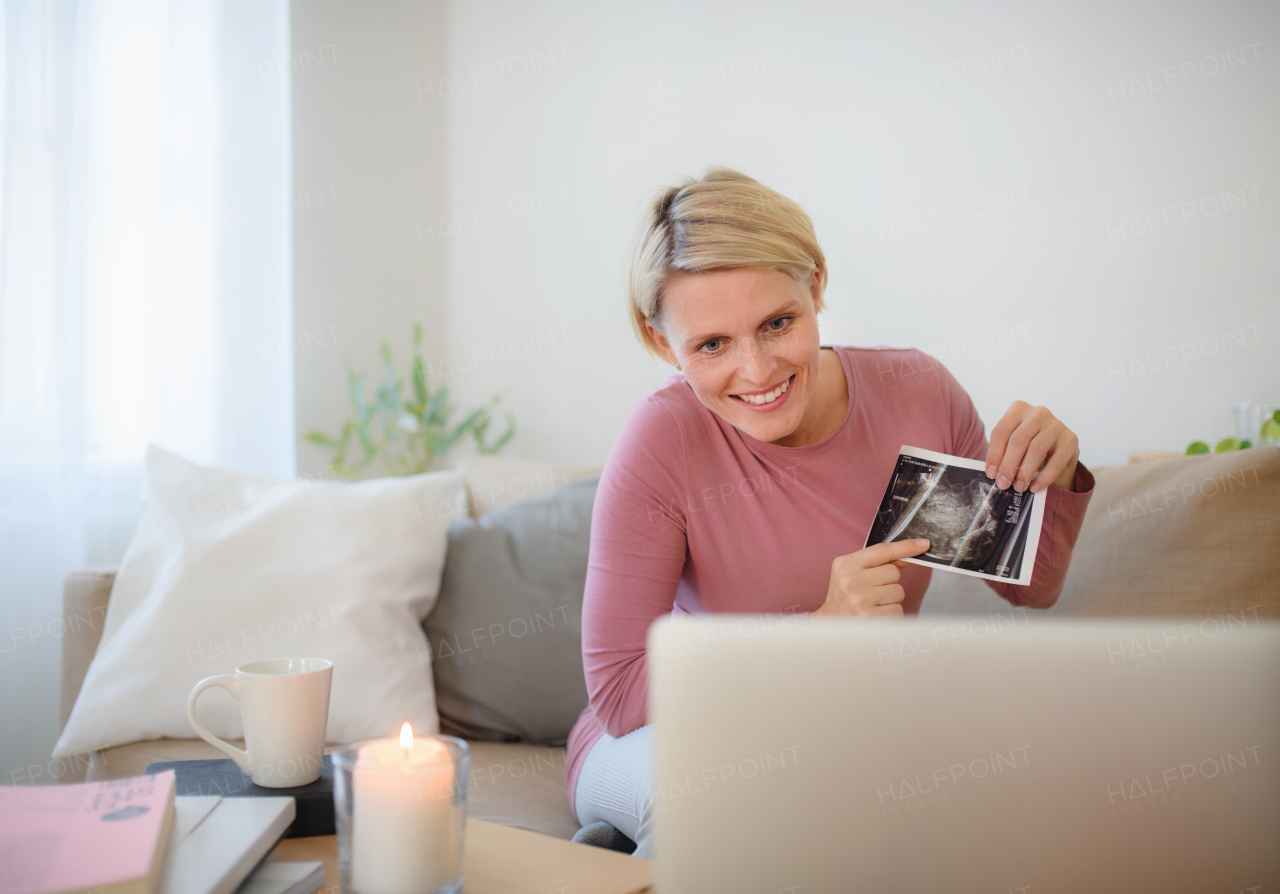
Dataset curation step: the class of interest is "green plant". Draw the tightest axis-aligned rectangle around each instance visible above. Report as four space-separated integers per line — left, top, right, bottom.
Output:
1186 409 1280 456
303 323 515 478
1186 437 1253 455
1263 409 1280 442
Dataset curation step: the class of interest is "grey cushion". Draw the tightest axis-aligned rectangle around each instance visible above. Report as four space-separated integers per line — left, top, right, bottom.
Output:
424 476 598 746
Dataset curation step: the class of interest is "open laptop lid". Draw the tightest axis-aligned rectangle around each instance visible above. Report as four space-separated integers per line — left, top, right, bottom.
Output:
648 614 1279 893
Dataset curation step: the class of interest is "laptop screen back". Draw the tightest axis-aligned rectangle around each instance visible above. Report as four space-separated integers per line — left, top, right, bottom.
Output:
648 614 1279 893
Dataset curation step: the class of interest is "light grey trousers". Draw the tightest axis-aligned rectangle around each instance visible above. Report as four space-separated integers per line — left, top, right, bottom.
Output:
572 723 657 859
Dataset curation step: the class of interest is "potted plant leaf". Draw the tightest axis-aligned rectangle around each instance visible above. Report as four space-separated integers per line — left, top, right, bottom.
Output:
1186 408 1280 455
303 323 515 478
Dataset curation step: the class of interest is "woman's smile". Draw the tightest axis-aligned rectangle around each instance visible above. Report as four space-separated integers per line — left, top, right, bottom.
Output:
731 374 794 409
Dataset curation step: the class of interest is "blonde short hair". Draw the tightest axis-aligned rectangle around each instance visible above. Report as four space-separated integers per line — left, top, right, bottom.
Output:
627 167 827 360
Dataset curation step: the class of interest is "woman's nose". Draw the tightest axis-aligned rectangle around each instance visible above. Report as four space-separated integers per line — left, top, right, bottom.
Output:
737 337 774 384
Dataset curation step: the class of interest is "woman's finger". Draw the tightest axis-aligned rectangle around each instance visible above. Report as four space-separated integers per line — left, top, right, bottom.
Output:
853 538 929 569
1030 432 1079 494
996 412 1039 490
868 563 901 587
1014 426 1058 493
875 583 906 606
984 401 1027 478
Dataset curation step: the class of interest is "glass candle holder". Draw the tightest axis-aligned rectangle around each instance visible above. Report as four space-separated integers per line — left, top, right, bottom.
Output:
334 730 470 894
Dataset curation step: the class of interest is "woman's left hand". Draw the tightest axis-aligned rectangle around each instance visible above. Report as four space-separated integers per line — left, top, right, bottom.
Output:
985 401 1080 494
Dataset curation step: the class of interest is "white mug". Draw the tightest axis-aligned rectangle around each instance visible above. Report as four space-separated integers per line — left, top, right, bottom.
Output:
187 657 333 788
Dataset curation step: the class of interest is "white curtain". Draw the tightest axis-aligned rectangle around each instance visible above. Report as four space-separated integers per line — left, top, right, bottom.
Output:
0 0 292 779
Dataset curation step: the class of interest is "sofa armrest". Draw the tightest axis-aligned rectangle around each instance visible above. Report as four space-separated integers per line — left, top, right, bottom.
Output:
61 567 117 732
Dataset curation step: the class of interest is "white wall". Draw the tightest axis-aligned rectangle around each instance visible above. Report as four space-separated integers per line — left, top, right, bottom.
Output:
436 0 1279 469
292 0 450 478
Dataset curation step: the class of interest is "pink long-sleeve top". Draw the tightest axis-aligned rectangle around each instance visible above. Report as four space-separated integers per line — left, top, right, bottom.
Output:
565 346 1095 819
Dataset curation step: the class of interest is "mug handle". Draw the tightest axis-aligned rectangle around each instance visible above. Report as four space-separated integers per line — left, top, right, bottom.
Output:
187 674 253 773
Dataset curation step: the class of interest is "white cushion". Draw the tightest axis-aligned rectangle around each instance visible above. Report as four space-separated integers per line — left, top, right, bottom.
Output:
53 446 463 757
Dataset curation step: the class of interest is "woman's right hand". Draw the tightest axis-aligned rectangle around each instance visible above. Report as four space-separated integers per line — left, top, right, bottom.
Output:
811 539 930 617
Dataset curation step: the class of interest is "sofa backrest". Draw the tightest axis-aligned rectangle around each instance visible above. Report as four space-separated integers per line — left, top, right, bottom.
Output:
60 568 117 731
923 447 1280 618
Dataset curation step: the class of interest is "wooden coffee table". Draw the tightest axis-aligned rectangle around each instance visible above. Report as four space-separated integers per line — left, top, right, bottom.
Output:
270 818 652 894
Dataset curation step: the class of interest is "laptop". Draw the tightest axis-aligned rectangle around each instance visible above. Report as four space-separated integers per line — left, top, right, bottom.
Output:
647 613 1279 893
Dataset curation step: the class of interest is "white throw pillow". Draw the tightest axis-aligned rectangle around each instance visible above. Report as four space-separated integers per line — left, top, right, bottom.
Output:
53 446 463 757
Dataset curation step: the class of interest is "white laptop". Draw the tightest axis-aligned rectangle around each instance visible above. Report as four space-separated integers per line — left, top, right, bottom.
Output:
647 613 1279 893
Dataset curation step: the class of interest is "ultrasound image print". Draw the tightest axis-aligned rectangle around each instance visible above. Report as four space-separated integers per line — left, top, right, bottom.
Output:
906 475 1001 567
865 448 1045 584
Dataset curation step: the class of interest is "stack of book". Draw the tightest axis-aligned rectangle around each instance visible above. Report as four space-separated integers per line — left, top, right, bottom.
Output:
0 771 322 894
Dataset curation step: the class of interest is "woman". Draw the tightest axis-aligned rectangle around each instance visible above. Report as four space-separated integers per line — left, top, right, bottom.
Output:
566 168 1094 857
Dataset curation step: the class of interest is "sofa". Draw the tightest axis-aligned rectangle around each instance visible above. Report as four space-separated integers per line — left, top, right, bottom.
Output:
58 447 1280 841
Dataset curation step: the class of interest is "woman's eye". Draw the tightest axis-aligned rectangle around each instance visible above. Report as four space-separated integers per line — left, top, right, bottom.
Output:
766 317 791 332
699 339 723 353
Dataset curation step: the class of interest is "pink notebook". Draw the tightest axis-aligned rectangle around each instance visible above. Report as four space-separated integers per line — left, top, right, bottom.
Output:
0 770 176 894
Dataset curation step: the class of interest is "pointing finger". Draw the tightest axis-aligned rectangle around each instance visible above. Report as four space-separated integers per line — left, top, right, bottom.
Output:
860 538 930 567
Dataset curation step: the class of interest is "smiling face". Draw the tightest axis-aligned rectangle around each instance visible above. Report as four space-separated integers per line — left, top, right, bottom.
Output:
645 267 830 446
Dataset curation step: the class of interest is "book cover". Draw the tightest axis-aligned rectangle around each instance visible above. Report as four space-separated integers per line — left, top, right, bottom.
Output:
158 797 295 894
0 770 176 894
144 757 333 838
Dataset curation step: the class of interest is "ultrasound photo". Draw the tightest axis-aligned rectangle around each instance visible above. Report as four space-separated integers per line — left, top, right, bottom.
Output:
864 446 1046 585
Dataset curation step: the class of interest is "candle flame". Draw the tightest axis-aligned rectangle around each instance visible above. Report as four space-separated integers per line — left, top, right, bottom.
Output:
400 722 413 751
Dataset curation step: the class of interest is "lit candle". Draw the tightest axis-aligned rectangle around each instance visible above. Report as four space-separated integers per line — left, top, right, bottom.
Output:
351 723 461 894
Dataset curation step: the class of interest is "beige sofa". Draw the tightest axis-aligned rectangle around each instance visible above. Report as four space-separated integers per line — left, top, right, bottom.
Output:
59 448 1280 840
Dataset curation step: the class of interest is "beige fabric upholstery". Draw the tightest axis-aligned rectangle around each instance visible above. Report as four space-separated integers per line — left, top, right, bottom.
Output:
84 738 578 840
923 447 1280 617
457 741 578 839
60 567 117 731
